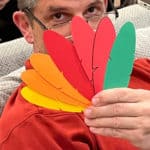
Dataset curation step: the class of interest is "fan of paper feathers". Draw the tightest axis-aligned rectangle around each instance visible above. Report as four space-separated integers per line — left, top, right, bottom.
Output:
21 16 136 112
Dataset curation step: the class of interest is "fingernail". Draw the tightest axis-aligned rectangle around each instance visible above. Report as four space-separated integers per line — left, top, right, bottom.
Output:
89 127 97 133
92 98 99 105
84 118 88 124
84 108 92 116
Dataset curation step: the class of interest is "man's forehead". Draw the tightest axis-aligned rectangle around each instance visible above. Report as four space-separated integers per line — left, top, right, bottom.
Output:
36 0 104 8
34 0 104 13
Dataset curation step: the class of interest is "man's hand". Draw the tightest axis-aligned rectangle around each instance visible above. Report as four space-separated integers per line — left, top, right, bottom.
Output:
0 0 9 10
84 88 150 150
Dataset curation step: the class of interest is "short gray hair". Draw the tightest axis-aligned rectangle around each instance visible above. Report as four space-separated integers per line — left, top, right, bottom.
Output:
17 0 39 10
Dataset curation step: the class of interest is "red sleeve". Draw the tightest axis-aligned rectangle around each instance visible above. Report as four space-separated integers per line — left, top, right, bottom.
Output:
0 91 139 150
0 102 98 150
0 114 139 150
129 58 150 90
0 84 97 149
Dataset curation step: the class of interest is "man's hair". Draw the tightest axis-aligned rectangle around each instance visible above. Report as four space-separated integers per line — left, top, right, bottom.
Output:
17 0 39 10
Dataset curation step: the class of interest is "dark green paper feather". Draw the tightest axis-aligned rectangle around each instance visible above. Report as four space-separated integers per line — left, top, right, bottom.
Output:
104 22 136 89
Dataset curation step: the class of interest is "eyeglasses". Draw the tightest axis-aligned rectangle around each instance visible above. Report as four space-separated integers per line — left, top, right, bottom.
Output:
22 0 119 38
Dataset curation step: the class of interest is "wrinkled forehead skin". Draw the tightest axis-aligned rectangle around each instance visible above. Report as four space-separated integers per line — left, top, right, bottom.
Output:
17 0 107 11
34 0 106 10
33 0 107 16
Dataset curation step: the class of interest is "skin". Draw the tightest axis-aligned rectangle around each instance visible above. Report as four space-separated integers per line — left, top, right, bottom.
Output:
13 0 105 53
13 0 150 149
0 0 9 10
84 88 150 150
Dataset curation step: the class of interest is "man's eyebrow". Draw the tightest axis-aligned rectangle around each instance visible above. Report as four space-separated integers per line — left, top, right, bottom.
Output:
47 6 71 13
87 0 103 7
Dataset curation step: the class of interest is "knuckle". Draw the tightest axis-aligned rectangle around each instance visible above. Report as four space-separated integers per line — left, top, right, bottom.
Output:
133 129 145 143
136 117 149 131
113 103 124 115
142 105 150 116
113 117 121 128
116 89 128 100
100 128 121 138
112 128 121 138
94 118 100 126
99 128 108 136
136 117 144 128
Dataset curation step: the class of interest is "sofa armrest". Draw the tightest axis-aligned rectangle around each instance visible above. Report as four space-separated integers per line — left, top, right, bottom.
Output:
0 38 32 77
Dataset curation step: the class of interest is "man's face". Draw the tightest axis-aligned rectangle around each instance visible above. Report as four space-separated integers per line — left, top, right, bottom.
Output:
29 0 106 53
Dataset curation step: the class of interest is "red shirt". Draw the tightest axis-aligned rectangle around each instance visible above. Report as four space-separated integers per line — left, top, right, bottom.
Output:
0 58 149 150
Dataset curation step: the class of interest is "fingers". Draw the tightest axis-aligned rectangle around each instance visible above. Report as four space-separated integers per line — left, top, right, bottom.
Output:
84 88 150 122
92 88 149 106
90 127 150 150
84 103 141 118
84 88 150 150
89 127 139 141
85 117 140 129
84 102 150 130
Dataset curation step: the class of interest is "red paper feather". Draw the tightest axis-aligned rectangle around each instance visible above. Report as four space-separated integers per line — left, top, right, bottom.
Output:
44 30 94 99
71 17 116 94
92 17 116 93
71 16 95 81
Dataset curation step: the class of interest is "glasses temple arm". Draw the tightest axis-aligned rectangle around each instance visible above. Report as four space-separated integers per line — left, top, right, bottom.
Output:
22 8 48 30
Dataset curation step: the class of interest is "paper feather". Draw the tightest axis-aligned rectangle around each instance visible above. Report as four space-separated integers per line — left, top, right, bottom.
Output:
44 30 94 99
104 22 136 89
92 17 116 93
71 17 116 94
21 87 85 112
20 16 136 113
21 69 90 107
71 16 95 81
30 53 90 105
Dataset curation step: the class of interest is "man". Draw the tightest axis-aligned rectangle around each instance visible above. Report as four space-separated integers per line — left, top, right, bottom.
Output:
0 0 150 149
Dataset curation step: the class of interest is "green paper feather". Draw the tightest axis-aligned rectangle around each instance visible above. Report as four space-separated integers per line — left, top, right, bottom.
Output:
104 22 136 89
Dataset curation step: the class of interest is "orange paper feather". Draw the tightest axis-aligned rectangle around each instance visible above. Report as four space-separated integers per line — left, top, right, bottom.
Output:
21 68 90 108
30 53 90 105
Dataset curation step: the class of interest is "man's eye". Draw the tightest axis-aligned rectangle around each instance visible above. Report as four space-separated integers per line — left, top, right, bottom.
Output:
84 6 102 20
87 6 98 15
51 12 72 24
50 12 72 27
88 7 96 13
53 13 64 20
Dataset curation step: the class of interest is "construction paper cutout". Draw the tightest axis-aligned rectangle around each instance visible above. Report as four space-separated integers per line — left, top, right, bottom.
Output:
71 16 116 94
104 22 136 89
30 53 90 105
92 17 116 93
28 15 137 113
71 16 95 81
22 87 59 110
43 30 94 99
21 69 90 107
21 87 85 112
